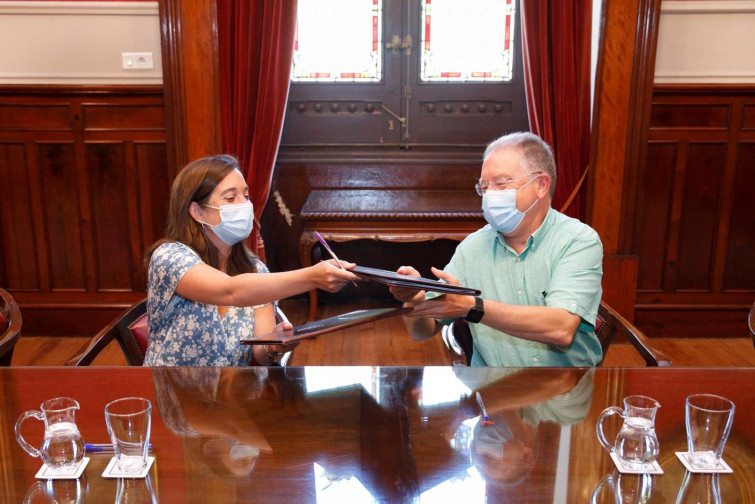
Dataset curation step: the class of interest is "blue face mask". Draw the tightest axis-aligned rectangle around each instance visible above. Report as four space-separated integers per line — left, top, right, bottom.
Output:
201 201 254 245
473 417 514 460
481 175 540 234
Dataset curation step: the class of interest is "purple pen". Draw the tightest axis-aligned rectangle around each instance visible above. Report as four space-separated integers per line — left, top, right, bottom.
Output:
314 231 357 286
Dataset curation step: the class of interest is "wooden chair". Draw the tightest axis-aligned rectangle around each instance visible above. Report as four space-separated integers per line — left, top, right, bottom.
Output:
595 301 671 367
65 299 293 366
0 288 22 366
442 300 671 367
66 299 147 366
749 301 755 350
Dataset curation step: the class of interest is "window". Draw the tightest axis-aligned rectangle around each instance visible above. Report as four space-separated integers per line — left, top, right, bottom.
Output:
281 0 527 148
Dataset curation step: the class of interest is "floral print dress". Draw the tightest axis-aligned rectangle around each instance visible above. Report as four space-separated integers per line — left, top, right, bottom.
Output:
144 241 269 366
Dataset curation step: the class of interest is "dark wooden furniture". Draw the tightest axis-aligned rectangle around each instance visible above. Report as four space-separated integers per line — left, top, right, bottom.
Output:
0 86 168 335
65 299 147 366
2 366 755 502
749 301 755 349
595 301 672 366
299 188 485 321
0 288 22 366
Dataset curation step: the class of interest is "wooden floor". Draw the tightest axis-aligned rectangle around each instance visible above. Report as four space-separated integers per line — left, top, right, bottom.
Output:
10 299 755 367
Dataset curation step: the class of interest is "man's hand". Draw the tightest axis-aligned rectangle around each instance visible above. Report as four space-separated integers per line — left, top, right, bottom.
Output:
389 265 427 304
404 267 476 319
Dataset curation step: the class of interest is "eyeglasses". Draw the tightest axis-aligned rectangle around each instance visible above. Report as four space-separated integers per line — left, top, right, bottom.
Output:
475 172 542 196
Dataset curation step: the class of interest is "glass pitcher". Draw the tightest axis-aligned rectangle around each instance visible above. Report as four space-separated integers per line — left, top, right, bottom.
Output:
596 395 660 469
15 397 85 470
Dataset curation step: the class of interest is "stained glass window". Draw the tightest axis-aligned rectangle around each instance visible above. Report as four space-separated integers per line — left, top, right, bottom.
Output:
420 0 516 82
292 0 382 82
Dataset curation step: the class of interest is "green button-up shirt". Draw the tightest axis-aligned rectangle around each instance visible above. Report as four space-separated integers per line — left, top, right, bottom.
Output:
439 208 603 367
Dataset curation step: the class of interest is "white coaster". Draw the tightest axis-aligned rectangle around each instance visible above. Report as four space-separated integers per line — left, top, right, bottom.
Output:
610 452 664 474
675 451 733 474
35 457 90 480
101 456 155 479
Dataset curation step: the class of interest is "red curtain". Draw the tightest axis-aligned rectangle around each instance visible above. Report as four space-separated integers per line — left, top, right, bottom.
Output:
520 0 592 220
217 0 297 254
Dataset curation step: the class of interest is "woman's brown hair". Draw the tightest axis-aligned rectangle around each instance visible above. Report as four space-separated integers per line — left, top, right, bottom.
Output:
144 154 259 275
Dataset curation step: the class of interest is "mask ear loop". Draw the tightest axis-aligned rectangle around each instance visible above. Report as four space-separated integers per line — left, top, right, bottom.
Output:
519 174 543 215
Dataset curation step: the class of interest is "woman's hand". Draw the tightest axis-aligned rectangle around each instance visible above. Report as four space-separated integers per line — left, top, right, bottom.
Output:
267 321 299 354
389 265 426 304
310 259 359 292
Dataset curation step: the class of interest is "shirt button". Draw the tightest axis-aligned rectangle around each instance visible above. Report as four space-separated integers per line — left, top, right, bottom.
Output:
517 290 522 295
533 357 538 363
516 258 521 262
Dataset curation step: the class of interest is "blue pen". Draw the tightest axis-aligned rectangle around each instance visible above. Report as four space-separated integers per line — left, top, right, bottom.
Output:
476 392 494 425
85 443 153 453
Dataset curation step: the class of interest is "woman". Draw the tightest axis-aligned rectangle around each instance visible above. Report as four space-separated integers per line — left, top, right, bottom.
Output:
144 154 357 366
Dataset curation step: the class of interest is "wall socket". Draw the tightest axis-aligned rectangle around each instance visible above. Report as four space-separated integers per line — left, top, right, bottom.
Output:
122 52 154 70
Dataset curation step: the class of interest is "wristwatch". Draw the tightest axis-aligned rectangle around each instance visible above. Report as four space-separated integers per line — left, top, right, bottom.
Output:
464 297 485 323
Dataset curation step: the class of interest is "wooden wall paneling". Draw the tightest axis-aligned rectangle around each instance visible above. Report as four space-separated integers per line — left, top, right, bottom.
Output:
634 141 676 292
159 0 222 174
602 255 639 324
676 142 726 291
124 140 146 291
634 87 755 337
85 142 132 291
0 87 167 335
39 141 87 292
25 138 50 296
135 141 169 267
724 141 755 291
0 142 40 290
73 100 99 294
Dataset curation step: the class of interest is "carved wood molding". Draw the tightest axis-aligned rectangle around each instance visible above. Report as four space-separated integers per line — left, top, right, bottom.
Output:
587 0 662 255
159 0 222 177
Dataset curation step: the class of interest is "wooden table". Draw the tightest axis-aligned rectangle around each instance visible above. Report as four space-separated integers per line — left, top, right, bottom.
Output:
2 366 754 503
299 188 485 321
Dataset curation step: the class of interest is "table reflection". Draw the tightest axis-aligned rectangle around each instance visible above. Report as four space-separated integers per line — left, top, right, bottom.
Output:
3 367 755 502
151 367 594 502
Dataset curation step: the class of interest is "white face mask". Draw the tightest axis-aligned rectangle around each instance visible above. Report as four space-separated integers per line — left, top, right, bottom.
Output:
481 175 540 234
201 201 254 245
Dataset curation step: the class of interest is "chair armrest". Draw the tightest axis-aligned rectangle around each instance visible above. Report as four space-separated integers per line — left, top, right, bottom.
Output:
601 302 672 367
64 324 117 366
0 291 23 366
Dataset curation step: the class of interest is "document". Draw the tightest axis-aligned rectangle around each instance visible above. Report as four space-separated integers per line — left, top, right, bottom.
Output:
351 266 481 296
241 306 412 345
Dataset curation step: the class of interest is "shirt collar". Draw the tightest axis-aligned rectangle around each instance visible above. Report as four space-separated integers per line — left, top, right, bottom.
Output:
529 207 555 248
492 206 555 253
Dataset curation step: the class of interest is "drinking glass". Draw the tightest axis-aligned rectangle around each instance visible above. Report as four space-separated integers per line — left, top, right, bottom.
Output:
116 474 158 503
684 394 734 471
104 397 152 474
675 471 721 504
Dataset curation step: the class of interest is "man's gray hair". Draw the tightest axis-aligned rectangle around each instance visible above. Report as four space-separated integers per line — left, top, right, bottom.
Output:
483 132 557 198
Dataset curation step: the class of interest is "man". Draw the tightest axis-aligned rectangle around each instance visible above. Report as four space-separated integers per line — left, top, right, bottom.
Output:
390 132 603 366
